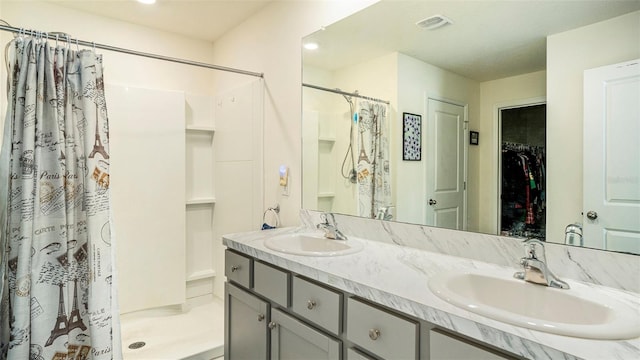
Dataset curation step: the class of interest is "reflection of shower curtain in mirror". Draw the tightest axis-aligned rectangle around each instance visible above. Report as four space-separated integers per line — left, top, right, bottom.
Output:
0 38 121 359
356 100 391 218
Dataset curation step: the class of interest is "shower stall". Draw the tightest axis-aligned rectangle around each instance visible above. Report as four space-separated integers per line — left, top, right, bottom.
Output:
0 16 264 359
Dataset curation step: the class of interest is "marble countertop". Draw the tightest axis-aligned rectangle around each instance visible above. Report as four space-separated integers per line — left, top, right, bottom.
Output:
223 227 640 360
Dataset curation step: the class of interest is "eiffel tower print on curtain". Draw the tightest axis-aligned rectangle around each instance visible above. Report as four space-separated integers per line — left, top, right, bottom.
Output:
89 107 109 159
45 280 88 347
68 279 87 332
45 283 68 347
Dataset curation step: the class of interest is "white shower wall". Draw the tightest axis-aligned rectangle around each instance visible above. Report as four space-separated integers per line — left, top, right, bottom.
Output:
302 66 359 215
212 80 264 298
107 84 187 313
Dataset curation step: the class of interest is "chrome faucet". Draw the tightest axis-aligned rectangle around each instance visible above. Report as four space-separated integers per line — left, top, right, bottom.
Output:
513 239 570 289
317 213 347 240
564 223 583 246
376 205 395 221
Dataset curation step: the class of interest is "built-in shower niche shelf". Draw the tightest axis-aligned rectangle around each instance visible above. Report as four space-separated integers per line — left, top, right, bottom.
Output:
318 136 336 143
184 93 217 304
186 125 216 133
186 197 217 206
187 269 217 282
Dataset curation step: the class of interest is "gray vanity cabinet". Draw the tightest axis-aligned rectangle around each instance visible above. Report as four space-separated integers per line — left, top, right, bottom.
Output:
224 283 269 360
224 249 519 360
270 308 341 359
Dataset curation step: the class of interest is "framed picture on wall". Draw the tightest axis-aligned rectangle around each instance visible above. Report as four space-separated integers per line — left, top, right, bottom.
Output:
470 131 479 145
403 112 421 161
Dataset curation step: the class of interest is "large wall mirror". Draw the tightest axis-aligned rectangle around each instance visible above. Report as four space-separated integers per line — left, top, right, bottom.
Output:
301 1 640 254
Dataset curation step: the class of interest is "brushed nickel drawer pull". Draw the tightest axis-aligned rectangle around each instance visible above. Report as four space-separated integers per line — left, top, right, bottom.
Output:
307 300 317 310
257 314 265 322
369 328 381 340
268 321 277 330
231 265 240 272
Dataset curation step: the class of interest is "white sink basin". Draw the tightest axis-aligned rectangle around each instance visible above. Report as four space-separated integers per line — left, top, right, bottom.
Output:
428 271 640 339
264 233 363 257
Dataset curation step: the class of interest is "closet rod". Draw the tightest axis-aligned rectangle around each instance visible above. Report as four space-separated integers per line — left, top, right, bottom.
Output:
502 141 545 152
0 23 263 78
302 83 390 105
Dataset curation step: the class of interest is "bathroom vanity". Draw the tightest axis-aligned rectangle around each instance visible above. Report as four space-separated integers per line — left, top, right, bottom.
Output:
223 226 640 360
224 248 513 360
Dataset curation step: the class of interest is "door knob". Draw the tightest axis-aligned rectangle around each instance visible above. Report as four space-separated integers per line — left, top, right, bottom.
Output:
428 199 437 206
586 211 598 220
268 321 277 330
257 314 265 322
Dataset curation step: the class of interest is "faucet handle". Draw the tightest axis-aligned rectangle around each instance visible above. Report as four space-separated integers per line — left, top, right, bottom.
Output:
321 212 336 225
320 213 328 224
522 238 546 261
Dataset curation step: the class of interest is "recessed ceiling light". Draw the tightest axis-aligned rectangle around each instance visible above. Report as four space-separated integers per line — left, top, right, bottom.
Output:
137 0 156 5
304 42 319 50
416 15 453 30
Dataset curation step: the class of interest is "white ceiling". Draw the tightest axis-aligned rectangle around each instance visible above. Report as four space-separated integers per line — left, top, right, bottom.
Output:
303 1 640 81
47 0 274 42
41 0 640 81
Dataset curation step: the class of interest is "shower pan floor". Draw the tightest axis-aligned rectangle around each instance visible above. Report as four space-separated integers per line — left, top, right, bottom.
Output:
120 296 224 360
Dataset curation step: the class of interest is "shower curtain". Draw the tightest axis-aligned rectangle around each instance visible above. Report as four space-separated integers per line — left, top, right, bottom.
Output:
0 37 121 359
356 100 391 218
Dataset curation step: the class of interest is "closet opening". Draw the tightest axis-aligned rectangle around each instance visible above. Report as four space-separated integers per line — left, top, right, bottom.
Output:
499 103 546 240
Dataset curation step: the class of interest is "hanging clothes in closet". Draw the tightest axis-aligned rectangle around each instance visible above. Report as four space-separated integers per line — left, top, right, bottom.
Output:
501 142 546 240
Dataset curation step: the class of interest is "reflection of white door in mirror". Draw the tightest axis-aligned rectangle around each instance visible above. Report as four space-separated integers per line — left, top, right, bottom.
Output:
583 59 640 254
425 99 466 230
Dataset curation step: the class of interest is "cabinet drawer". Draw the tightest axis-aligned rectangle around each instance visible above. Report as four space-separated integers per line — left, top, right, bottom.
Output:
430 330 515 360
254 261 289 307
347 348 375 360
292 276 342 335
347 298 418 360
225 250 252 288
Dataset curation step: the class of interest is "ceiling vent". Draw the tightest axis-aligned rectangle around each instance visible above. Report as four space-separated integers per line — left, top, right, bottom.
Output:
416 15 453 30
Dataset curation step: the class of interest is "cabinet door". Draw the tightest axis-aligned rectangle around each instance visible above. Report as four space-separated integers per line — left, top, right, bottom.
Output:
270 308 341 360
225 283 269 360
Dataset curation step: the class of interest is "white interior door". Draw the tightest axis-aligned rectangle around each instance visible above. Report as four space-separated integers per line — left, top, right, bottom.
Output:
583 59 640 254
425 99 466 230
